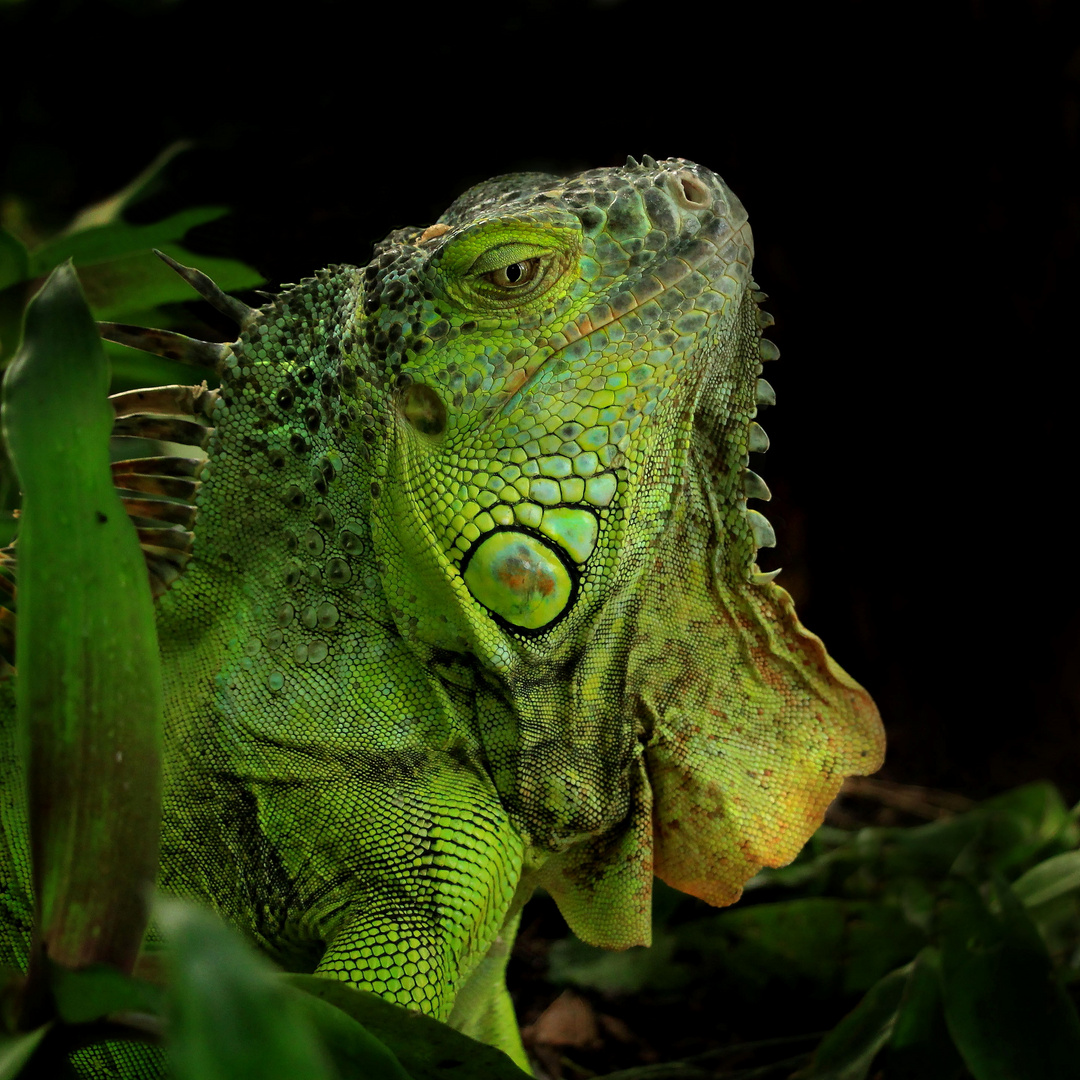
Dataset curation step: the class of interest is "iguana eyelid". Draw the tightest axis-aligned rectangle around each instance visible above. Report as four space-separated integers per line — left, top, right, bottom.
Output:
466 243 554 277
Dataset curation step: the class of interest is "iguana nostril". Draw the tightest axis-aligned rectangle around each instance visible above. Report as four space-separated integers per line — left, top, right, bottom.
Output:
671 171 712 210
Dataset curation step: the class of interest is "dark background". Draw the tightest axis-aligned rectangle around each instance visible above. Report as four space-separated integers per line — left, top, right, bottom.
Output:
3 0 1078 802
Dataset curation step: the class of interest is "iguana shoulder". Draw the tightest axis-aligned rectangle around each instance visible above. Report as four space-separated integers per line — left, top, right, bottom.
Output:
0 156 884 1065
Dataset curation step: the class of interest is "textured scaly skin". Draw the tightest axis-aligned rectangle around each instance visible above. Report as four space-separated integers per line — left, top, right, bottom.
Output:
0 158 884 1066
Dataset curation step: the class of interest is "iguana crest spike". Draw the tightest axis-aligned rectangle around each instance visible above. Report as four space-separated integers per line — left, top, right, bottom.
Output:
152 248 255 326
99 322 227 372
0 158 883 1070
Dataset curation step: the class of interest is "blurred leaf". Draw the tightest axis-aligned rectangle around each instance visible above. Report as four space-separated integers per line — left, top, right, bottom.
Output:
1 262 162 975
103 339 222 395
287 973 531 1080
0 230 28 294
880 947 965 1080
79 244 262 321
0 1023 49 1079
49 962 163 1025
940 876 1080 1080
795 965 907 1080
66 142 194 231
0 229 31 362
290 988 412 1080
756 781 1077 901
548 932 680 995
27 207 227 278
157 899 337 1080
1012 850 1080 909
0 147 263 364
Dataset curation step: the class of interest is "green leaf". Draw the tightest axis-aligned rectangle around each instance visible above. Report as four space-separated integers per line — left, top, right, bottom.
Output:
49 962 163 1025
940 876 1080 1080
20 203 264 325
26 207 228 278
64 142 194 231
548 932 680 995
0 229 29 293
0 1023 49 1080
290 988 412 1080
1 262 163 974
102 339 222 395
1012 850 1080 909
0 228 32 363
700 897 921 1000
756 781 1079 902
975 782 1078 870
79 244 263 322
795 965 907 1080
881 947 965 1080
156 899 337 1080
286 974 532 1080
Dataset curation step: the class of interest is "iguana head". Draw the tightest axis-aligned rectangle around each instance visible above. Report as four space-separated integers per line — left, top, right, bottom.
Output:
351 157 768 666
95 157 883 948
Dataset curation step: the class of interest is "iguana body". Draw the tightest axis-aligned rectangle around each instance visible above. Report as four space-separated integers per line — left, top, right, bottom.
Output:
0 157 883 1066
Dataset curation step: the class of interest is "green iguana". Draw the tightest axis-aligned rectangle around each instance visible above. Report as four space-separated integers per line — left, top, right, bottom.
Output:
0 156 884 1068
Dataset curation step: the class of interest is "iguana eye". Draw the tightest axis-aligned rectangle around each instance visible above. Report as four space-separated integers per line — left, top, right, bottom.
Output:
485 259 540 289
436 225 581 313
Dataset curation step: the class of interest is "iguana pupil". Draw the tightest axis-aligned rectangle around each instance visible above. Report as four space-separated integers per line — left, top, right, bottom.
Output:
488 259 536 287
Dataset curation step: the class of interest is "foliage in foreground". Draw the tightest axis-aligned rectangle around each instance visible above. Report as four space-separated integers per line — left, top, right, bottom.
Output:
551 780 1080 1079
1 168 1079 1080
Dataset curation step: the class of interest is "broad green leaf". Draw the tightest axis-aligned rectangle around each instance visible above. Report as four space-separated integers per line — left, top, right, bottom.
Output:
2 262 162 973
0 229 28 294
287 974 532 1080
882 947 965 1080
976 782 1078 868
20 200 264 326
157 899 336 1080
0 1023 49 1080
0 227 31 361
49 962 163 1025
290 988 412 1080
548 932 679 995
1012 850 1080 909
756 782 1078 901
940 876 1080 1080
26 207 227 278
79 244 263 322
65 142 194 231
795 965 907 1080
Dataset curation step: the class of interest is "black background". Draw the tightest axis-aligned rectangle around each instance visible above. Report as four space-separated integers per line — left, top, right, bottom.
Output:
3 0 1078 801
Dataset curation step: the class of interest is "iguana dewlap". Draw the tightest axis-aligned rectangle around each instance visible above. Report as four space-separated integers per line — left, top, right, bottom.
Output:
0 157 883 1058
